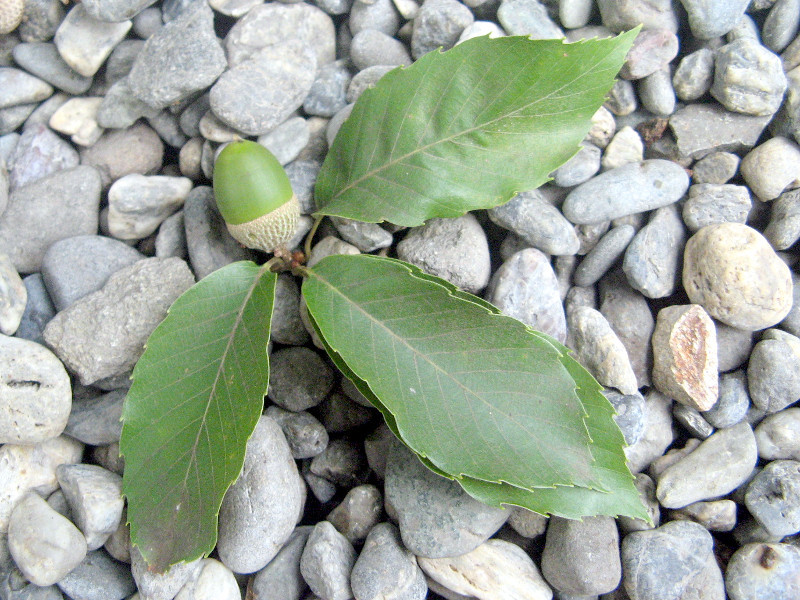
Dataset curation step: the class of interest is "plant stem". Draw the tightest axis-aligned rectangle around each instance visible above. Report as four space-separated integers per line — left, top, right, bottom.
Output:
304 216 324 260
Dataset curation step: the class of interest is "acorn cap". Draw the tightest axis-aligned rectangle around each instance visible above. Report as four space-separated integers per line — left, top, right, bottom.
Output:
225 193 300 253
213 139 294 226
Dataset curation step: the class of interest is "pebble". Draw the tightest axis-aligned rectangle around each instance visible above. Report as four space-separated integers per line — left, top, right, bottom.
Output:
596 0 678 33
326 484 382 543
656 421 757 508
568 306 638 395
411 0 474 59
8 123 78 191
621 520 724 600
397 213 491 294
330 217 393 253
638 67 676 116
745 460 800 536
651 304 718 411
755 408 800 460
0 104 36 136
716 323 755 373
79 123 164 188
248 526 312 600
127 3 226 110
683 223 793 331
551 141 601 187
309 437 368 488
763 0 800 52
599 271 654 387
349 0 401 37
711 38 788 116
18 0 64 43
692 151 740 185
703 370 750 428
154 210 186 259
741 136 800 201
668 103 771 160
53 5 131 78
300 521 357 600
0 68 53 110
56 464 123 552
48 96 103 147
7 492 87 587
265 405 328 459
587 106 616 148
0 254 26 335
457 20 505 43
484 248 567 343
619 29 679 80
269 273 309 347
764 188 800 249
257 118 310 167
350 522 426 600
541 516 620 595
673 403 714 439
682 183 751 231
42 257 194 385
130 546 201 600
217 416 303 574
748 329 800 413
64 388 125 446
602 390 645 445
420 538 552 600
350 30 410 70
573 224 635 287
725 542 800 600
15 273 55 345
604 78 637 116
56 549 136 600
681 0 749 39
107 174 191 240
0 334 71 444
671 499 736 532
601 126 643 171
562 160 689 225
302 60 351 118
174 558 240 600
559 0 592 29
673 48 715 102
11 42 92 96
268 346 336 412
316 391 374 433
41 235 143 311
384 440 509 558
95 80 159 131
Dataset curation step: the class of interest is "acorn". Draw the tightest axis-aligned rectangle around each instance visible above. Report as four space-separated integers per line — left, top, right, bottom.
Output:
212 139 300 254
0 0 24 35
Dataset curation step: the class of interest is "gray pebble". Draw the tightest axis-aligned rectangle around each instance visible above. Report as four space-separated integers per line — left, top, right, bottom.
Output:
12 43 92 97
692 151 740 185
103 40 144 86
41 235 143 311
56 549 135 600
562 160 689 225
669 103 771 160
217 416 303 574
16 273 56 344
350 522 427 600
271 273 310 346
683 183 751 232
742 136 800 201
146 110 188 149
347 65 395 103
748 334 800 413
703 370 750 428
673 48 715 102
781 274 800 337
604 79 637 116
603 389 645 445
764 188 800 250
637 66 676 116
673 403 715 439
568 306 638 396
0 105 37 136
363 422 394 480
53 5 131 78
43 257 194 385
564 284 596 316
541 516 620 596
617 473 660 534
507 507 548 539
601 126 643 171
265 405 329 459
598 270 654 387
130 546 201 600
670 499 737 532
559 0 592 28
316 391 374 434
96 79 160 130
0 68 53 110
350 0 401 37
211 40 316 136
745 460 800 536
268 346 336 412
681 0 749 39
711 38 787 116
309 437 368 488
0 335 70 444
249 526 313 600
56 464 123 552
656 421 757 508
128 3 225 110
488 190 579 256
131 6 161 38
755 407 800 460
19 0 65 43
326 484 382 543
225 3 335 70
485 248 567 343
0 253 25 335
397 213 490 294
9 124 78 191
64 388 125 446
596 0 678 33
154 210 186 259
496 0 562 39
573 225 635 287
330 217 393 253
8 493 87 587
0 568 63 600
349 30 409 71
81 0 156 22
552 141 601 187
384 440 509 558
411 0 474 59
107 174 191 240
619 29 679 80
304 467 338 504
725 542 800 600
621 520 724 600
174 558 240 600
300 521 356 600
79 123 164 188
302 60 351 118
312 0 353 15
285 159 321 214
715 322 754 373
763 0 800 52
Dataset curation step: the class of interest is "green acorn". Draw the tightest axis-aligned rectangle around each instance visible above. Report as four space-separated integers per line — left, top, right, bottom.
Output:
213 139 300 254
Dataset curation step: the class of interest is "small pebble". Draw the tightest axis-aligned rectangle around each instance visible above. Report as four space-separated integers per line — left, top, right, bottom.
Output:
747 330 800 413
745 459 800 536
670 499 737 532
573 224 635 287
668 103 771 160
174 558 240 600
596 0 678 33
268 346 336 412
682 183 751 232
0 67 53 110
764 188 800 250
725 543 800 600
601 126 643 171
619 28 679 80
741 136 800 201
56 549 136 600
326 484 382 543
673 403 715 439
349 30 410 70
56 464 123 552
495 0 562 39
703 369 751 428
8 123 78 191
53 5 131 78
15 273 56 345
130 546 201 600
300 521 357 600
604 78 637 116
107 174 191 240
755 407 800 460
410 0 473 59
762 0 800 52
681 0 749 39
0 253 26 335
248 526 313 600
309 437 368 488
673 48 715 101
551 141 601 187
265 405 329 459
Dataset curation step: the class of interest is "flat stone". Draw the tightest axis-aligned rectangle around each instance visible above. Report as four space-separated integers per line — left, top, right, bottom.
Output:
42 257 194 385
248 527 313 600
670 499 737 532
562 160 689 225
12 42 92 96
54 4 131 77
0 253 26 335
56 549 136 600
669 103 771 160
682 184 751 232
8 493 87 587
765 188 800 250
384 440 509 558
573 224 635 287
683 223 793 331
656 421 758 508
8 123 78 191
725 543 800 600
755 408 800 460
420 538 552 600
48 96 103 147
300 521 356 600
127 3 226 110
620 28 678 80
652 304 718 411
552 141 601 187
330 217 393 253
485 248 567 343
596 0 678 33
0 335 70 444
745 460 800 536
217 416 303 574
107 174 191 240
748 330 800 413
0 67 53 110
692 152 740 185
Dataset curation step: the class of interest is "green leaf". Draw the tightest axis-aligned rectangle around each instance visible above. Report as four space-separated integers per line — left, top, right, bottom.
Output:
313 31 638 226
120 261 276 571
302 253 605 492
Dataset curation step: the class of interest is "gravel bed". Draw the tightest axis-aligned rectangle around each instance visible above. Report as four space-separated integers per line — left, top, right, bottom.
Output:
2 0 800 599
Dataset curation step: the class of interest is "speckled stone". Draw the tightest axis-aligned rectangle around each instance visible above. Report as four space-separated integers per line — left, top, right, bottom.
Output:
682 184 751 232
725 543 800 600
